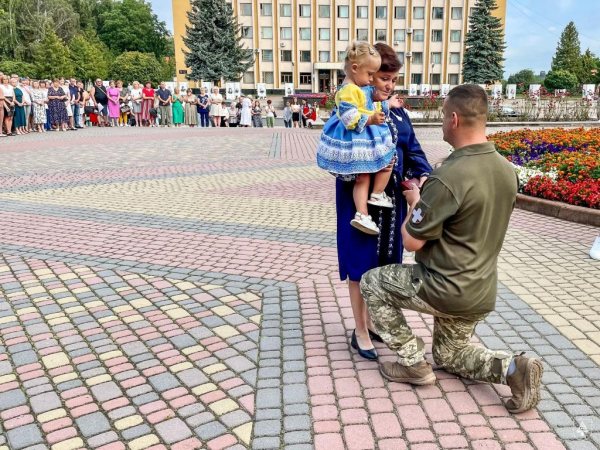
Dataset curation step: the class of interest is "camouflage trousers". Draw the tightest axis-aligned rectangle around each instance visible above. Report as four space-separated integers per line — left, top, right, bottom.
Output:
360 264 513 385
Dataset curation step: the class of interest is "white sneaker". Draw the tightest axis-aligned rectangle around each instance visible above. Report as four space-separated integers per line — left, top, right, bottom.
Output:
367 192 394 208
591 236 600 261
350 213 379 235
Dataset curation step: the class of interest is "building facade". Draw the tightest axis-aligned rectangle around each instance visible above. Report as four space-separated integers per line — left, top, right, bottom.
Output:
172 0 507 92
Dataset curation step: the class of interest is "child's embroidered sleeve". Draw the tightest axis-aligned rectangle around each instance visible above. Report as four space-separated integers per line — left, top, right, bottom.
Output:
336 85 370 133
379 100 390 116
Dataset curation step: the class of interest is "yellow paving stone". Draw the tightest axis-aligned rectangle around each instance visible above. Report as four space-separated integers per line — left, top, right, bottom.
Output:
38 274 55 280
160 304 178 311
166 308 189 320
51 437 83 450
170 362 193 373
48 317 69 326
64 306 85 314
589 332 600 346
591 354 600 366
17 307 37 316
34 296 51 303
176 282 196 290
7 291 24 298
209 399 238 416
123 314 144 323
544 315 570 328
182 345 204 355
202 364 227 375
115 415 144 430
213 325 239 339
192 383 217 396
250 315 261 324
73 267 90 273
0 265 10 272
171 294 190 301
38 409 67 423
131 299 152 308
220 295 238 304
99 315 119 323
100 351 123 361
25 286 47 295
0 446 9 450
128 434 159 450
202 284 223 290
46 312 65 320
52 373 77 384
86 374 112 386
59 273 77 280
71 287 90 294
570 319 599 333
123 274 139 280
573 339 600 355
233 423 252 445
211 306 235 317
558 326 587 340
114 305 133 313
115 286 130 292
49 287 68 294
237 292 260 302
42 352 70 369
0 315 16 325
0 374 16 384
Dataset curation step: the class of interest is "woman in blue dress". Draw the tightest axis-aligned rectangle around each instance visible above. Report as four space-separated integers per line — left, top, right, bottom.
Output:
338 43 432 359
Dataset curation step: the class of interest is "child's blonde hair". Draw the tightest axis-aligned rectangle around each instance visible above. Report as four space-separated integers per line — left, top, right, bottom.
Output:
344 41 381 73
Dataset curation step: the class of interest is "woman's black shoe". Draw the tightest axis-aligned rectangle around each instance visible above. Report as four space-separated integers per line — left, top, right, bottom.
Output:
351 330 378 360
369 329 384 343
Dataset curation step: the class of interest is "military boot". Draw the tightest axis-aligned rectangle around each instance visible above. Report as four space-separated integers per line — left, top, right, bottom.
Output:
505 352 543 414
379 360 436 385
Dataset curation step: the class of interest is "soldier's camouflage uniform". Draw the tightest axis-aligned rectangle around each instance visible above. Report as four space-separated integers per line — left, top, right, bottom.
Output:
361 264 513 385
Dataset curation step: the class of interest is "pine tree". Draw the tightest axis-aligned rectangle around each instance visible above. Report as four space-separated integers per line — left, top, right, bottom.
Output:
183 0 254 83
462 0 506 83
579 48 597 84
551 22 582 78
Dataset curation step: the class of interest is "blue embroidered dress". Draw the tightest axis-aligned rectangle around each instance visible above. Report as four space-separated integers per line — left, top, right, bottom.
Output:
317 83 395 175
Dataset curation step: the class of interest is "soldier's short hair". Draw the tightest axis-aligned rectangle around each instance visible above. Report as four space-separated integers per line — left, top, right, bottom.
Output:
445 84 488 127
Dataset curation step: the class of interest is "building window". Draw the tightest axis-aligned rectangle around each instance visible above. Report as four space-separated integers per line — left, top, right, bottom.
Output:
338 51 347 60
261 27 273 39
263 72 274 84
243 72 254 84
376 6 387 19
413 7 424 19
431 74 441 85
413 29 424 41
241 26 252 38
319 51 330 62
432 7 444 19
299 28 311 40
357 29 368 40
451 7 462 19
299 4 310 17
281 72 293 84
319 28 330 40
450 52 460 64
450 30 461 42
431 52 442 64
338 5 349 18
357 6 368 18
300 73 311 84
395 6 405 19
300 50 311 62
396 52 405 64
432 30 443 42
376 30 386 41
469 7 479 16
319 5 330 17
280 3 291 16
240 3 252 15
281 50 292 62
449 73 460 85
397 74 405 86
338 28 349 41
262 50 273 62
260 3 272 16
394 29 405 42
411 73 423 84
412 52 423 64
281 27 292 39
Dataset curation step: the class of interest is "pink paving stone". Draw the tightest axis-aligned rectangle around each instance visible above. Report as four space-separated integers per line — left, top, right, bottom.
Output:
439 435 469 449
147 409 175 424
314 421 341 433
139 400 168 415
398 405 429 429
143 366 167 377
505 445 535 450
520 420 550 432
468 385 502 405
472 441 502 450
378 439 407 450
157 349 178 359
71 403 99 418
344 425 375 450
530 432 567 449
314 433 345 450
121 377 145 389
105 356 129 367
19 369 45 381
171 438 202 450
1 406 30 420
311 395 336 406
189 351 211 362
16 363 42 374
340 409 368 425
309 376 333 395
446 392 479 414
313 405 339 421
309 367 331 376
497 430 527 442
423 399 455 422
339 397 364 409
109 363 134 375
391 391 419 405
206 343 227 353
482 405 510 417
458 414 487 427
0 382 19 393
364 388 389 399
46 426 78 444
238 394 254 414
102 397 129 411
366 398 394 413
433 422 461 435
219 378 243 390
72 354 96 365
39 346 63 356
415 385 443 399
372 413 402 438
97 442 126 450
5 414 34 429
5 336 28 346
163 387 188 400
334 378 361 398
206 434 237 450
42 417 73 433
513 409 539 420
465 427 495 440
170 395 196 409
65 394 93 408
406 429 436 443
489 417 518 430
357 370 384 388
142 332 162 341
61 387 87 400
200 390 227 404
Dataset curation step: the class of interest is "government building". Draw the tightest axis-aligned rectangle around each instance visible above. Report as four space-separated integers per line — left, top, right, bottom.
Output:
172 0 507 92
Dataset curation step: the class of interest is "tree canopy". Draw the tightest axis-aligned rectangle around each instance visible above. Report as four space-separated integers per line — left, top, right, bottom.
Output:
543 70 579 92
109 51 162 85
507 69 536 94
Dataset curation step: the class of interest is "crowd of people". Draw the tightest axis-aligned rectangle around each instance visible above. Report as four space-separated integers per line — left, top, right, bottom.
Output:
0 72 325 136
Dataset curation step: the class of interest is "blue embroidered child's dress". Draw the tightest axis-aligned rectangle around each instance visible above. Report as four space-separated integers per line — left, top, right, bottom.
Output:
317 83 395 175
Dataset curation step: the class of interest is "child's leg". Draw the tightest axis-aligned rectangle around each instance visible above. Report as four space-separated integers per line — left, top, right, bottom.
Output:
372 168 393 196
353 174 371 216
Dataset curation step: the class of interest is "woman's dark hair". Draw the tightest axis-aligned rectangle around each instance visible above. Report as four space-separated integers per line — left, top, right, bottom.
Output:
145 81 152 87
292 97 299 104
373 43 402 73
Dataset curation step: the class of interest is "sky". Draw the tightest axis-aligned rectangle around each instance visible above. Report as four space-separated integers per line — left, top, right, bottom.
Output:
150 0 600 79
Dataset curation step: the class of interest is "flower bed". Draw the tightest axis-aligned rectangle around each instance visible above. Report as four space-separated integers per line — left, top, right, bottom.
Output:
489 127 600 209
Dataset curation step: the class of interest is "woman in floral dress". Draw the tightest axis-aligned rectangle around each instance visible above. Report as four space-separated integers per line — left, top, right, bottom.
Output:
47 79 69 131
31 80 47 132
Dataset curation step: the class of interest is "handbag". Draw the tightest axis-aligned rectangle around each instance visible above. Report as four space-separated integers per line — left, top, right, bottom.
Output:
149 108 158 117
84 105 95 114
273 110 277 118
120 105 131 114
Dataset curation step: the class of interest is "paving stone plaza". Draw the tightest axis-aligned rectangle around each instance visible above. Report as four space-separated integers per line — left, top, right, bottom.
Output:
0 126 599 450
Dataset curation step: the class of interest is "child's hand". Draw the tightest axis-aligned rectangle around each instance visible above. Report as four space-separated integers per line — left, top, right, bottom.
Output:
388 95 404 109
368 112 386 126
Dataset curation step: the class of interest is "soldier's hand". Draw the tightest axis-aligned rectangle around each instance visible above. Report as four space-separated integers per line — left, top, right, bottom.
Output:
403 183 421 208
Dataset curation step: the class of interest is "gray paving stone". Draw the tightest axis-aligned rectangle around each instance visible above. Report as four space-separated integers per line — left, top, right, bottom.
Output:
283 384 308 404
155 418 192 444
121 424 152 440
177 368 209 388
284 415 311 431
148 372 180 392
194 421 227 440
256 388 281 409
108 406 137 420
0 389 27 411
7 424 43 449
75 412 111 438
121 341 148 356
220 409 252 428
186 412 216 428
254 420 281 437
542 411 575 427
91 381 122 402
178 403 206 418
252 437 281 449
